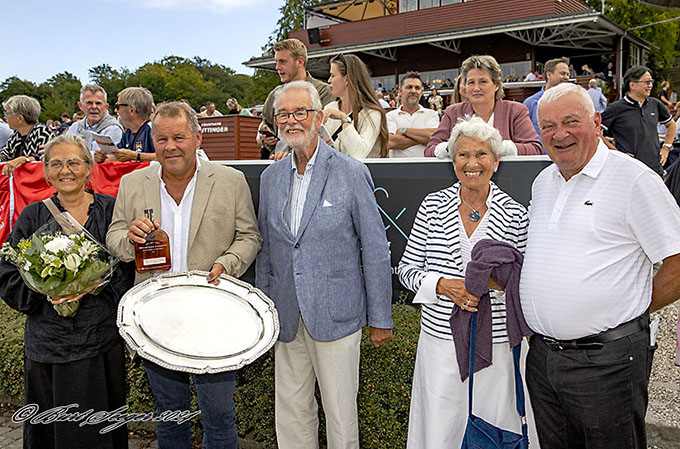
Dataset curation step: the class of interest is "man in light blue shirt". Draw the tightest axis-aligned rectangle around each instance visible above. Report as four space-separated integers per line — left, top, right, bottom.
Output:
587 78 608 113
66 84 123 155
523 57 571 142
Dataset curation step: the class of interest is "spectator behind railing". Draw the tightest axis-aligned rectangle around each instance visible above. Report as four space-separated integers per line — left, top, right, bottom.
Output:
424 55 542 158
323 53 389 158
1 95 54 177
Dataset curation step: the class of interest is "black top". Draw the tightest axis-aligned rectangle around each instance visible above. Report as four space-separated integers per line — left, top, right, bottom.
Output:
601 95 672 176
118 120 155 153
0 192 135 363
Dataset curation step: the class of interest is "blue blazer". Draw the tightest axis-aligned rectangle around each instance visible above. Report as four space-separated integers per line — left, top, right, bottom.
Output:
255 141 393 343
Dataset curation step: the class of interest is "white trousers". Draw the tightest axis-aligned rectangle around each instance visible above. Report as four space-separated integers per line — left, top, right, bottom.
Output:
275 318 361 449
407 330 540 449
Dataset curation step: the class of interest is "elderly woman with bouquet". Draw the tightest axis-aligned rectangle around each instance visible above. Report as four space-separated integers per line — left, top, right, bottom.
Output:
0 134 134 449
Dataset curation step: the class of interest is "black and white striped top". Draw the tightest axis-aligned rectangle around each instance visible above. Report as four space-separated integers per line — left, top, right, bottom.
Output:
398 182 528 341
0 124 52 162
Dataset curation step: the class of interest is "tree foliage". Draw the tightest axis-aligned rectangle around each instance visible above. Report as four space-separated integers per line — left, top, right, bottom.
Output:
0 56 268 123
267 0 324 48
583 0 680 73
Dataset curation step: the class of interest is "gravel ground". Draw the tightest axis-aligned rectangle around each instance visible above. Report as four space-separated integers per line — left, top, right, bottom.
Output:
647 302 680 448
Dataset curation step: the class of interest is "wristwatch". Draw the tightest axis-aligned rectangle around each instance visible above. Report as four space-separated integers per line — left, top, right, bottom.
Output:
662 143 673 149
401 127 408 137
340 116 353 125
136 151 141 162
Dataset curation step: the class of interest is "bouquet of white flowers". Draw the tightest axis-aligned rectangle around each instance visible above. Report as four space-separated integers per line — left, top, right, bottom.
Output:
1 215 119 317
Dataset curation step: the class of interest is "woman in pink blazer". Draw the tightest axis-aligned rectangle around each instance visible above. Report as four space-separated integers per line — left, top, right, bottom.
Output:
424 55 542 158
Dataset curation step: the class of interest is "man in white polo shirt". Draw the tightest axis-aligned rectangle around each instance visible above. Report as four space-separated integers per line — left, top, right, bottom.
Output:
386 72 439 158
520 83 680 449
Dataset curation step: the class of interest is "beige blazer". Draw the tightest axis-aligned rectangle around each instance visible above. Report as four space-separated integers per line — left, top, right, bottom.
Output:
106 160 262 284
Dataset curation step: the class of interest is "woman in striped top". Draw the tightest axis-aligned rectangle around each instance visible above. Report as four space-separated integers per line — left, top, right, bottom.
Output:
398 116 539 448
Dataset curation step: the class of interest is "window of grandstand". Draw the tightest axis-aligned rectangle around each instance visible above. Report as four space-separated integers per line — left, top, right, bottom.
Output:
399 0 464 12
499 61 532 81
371 76 396 92
396 69 459 89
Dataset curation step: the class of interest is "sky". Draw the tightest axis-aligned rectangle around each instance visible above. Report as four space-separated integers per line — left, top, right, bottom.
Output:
2 0 285 84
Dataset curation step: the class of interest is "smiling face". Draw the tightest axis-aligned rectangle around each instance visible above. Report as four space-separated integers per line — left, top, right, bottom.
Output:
78 90 109 126
153 113 200 180
453 136 499 191
275 49 304 84
546 62 570 89
628 71 653 102
275 88 322 152
538 92 601 181
45 143 91 195
465 68 497 107
328 62 348 99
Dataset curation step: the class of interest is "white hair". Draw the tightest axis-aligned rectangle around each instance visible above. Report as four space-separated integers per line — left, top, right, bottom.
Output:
538 82 595 121
447 116 503 159
273 80 323 111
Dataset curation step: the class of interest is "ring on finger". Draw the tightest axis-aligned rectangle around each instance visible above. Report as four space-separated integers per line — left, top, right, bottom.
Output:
465 299 470 307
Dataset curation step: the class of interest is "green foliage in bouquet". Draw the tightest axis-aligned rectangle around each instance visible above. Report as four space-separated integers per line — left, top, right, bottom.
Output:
1 232 115 317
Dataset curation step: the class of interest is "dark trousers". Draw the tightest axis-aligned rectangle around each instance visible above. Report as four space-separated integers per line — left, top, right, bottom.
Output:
23 342 128 449
526 328 655 449
143 360 237 449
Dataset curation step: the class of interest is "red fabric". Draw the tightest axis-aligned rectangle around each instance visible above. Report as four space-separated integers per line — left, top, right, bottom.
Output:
11 162 56 223
91 161 151 197
0 166 11 243
4 160 150 238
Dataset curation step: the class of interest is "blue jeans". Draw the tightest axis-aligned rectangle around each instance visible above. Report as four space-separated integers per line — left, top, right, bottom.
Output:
143 360 238 449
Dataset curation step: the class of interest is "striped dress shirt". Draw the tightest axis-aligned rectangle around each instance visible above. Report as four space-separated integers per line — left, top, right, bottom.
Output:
286 146 319 236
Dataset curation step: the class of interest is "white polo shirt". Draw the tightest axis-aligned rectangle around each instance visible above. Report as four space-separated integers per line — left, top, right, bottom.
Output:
520 141 680 340
386 105 440 158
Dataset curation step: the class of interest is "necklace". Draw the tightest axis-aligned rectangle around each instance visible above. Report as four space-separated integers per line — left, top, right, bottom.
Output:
460 195 484 222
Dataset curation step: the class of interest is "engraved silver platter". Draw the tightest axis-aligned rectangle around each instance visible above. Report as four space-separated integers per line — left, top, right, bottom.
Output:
117 271 279 374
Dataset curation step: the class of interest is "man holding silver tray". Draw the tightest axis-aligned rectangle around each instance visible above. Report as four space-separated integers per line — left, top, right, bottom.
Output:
256 81 393 449
106 101 262 449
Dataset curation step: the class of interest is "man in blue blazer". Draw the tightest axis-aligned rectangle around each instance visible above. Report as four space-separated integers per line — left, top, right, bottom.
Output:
256 81 393 449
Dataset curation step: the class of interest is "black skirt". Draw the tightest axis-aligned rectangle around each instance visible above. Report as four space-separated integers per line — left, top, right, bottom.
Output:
22 341 128 449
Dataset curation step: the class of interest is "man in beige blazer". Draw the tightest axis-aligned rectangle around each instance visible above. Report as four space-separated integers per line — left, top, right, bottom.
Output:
106 101 261 449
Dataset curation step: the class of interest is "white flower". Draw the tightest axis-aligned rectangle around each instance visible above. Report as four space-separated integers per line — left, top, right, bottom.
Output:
64 254 82 272
78 240 97 258
44 236 74 253
23 261 31 271
41 253 57 265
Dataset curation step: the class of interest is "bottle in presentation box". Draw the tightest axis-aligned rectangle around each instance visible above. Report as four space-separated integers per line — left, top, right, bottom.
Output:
134 209 171 273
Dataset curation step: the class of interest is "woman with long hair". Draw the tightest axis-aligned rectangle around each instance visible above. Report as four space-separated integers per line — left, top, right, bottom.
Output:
323 53 389 158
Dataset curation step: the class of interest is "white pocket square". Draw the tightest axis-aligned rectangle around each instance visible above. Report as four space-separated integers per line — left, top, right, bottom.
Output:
323 200 333 207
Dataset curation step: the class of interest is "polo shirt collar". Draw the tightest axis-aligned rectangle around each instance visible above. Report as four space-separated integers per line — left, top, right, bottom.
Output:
550 139 608 181
397 104 426 115
623 94 647 107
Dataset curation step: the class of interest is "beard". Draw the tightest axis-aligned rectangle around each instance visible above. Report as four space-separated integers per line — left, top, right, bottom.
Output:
281 124 318 151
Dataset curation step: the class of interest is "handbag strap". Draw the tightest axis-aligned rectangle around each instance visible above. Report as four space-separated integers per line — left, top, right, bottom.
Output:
42 198 80 235
467 311 528 436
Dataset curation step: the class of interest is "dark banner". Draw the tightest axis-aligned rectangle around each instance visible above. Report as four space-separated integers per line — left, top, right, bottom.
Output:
226 157 552 299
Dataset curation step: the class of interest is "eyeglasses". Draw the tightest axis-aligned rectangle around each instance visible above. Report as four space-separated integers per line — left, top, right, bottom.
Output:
3 110 14 117
634 79 654 86
46 158 88 171
274 109 317 124
116 103 130 108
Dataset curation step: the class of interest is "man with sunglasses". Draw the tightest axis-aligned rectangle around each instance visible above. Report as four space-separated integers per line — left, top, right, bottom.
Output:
601 66 677 176
256 81 392 449
109 87 156 163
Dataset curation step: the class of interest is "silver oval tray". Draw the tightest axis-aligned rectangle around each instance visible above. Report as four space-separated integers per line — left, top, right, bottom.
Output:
117 271 279 374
